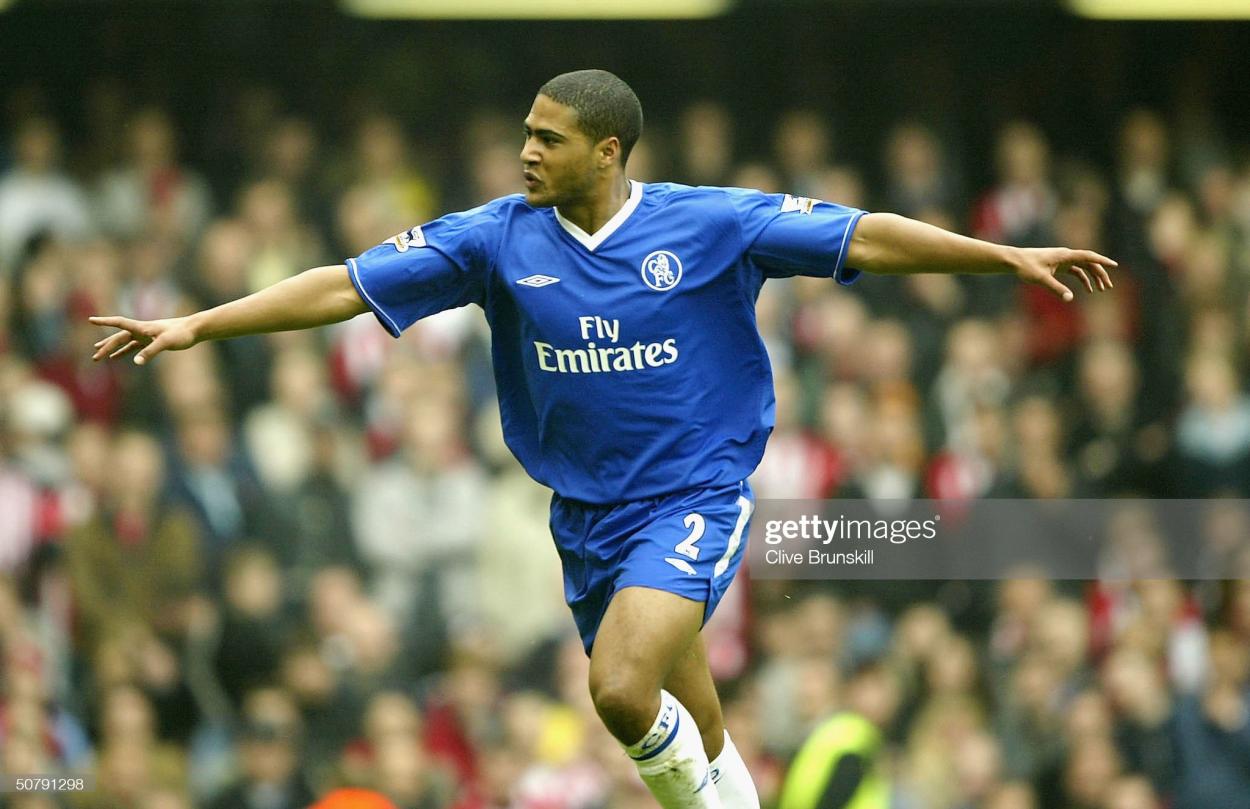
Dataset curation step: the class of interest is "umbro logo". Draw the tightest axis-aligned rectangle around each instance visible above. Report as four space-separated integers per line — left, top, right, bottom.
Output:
664 557 697 576
517 274 560 287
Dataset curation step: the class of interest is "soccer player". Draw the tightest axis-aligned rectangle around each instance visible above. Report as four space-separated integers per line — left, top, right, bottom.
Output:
91 70 1114 809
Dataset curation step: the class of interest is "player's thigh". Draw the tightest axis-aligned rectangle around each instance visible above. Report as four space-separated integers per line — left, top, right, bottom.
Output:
589 481 753 699
663 633 725 750
589 584 706 699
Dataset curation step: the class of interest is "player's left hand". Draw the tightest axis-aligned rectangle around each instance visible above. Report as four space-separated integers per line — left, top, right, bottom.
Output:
1013 247 1116 302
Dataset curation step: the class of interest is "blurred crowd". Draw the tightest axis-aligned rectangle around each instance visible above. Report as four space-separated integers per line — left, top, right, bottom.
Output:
1 71 1250 809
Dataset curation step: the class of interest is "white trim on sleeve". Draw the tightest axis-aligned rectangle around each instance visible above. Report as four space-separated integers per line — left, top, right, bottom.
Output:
348 257 402 336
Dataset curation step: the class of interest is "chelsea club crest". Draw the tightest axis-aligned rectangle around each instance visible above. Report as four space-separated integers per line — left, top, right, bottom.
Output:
641 250 683 292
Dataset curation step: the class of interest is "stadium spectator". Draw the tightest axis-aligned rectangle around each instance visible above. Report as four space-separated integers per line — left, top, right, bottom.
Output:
772 110 834 197
236 179 325 294
94 108 212 245
675 102 734 187
332 115 437 259
242 345 336 495
1177 350 1250 494
974 121 1056 248
168 404 279 568
1070 340 1145 495
1168 628 1250 809
753 372 843 499
883 122 961 220
202 545 291 711
0 116 93 276
261 118 333 236
474 406 569 664
777 661 899 809
65 430 201 639
204 687 316 809
352 392 486 636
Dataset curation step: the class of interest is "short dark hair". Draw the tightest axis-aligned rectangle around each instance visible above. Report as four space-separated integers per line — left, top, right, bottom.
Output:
538 69 643 165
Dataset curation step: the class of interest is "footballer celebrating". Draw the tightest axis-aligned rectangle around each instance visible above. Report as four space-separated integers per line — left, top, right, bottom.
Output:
91 70 1114 809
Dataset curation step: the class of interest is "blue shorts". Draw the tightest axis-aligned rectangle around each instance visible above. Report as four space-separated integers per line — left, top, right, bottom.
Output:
549 480 755 655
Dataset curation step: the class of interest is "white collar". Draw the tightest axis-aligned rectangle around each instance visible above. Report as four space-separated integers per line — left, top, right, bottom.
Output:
553 180 643 252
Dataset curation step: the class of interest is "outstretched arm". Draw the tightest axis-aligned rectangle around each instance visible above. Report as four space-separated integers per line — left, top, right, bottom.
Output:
846 212 1116 302
91 264 368 365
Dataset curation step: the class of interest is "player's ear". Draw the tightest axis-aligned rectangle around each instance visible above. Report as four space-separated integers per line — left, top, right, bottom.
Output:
598 136 621 168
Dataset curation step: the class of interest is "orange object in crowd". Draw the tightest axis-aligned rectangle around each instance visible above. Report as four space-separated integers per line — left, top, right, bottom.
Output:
310 788 398 809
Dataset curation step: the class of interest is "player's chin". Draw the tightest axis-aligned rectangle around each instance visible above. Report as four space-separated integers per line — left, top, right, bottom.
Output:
523 188 557 208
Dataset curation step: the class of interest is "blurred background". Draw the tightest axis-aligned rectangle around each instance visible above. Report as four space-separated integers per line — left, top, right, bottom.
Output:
2 1 1250 808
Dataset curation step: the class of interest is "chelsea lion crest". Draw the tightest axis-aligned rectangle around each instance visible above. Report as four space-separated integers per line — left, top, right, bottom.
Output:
641 250 683 292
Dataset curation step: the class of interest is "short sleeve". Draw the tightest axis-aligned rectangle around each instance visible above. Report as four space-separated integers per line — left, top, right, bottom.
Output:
725 188 867 285
346 201 505 337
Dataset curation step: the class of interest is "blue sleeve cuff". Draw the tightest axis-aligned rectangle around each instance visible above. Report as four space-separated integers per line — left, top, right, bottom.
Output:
833 209 867 286
346 257 403 338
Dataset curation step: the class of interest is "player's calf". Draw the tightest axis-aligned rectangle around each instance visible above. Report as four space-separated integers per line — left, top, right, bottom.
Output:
625 689 723 809
661 637 757 808
589 587 722 808
663 634 728 761
709 730 760 809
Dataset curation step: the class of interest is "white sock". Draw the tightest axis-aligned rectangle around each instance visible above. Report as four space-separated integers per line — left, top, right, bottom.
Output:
625 689 722 809
709 730 760 809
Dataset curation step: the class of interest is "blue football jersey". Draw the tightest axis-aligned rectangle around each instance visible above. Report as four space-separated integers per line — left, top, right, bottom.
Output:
348 181 866 504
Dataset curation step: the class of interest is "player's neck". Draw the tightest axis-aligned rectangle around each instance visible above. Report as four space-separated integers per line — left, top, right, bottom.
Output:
558 175 631 237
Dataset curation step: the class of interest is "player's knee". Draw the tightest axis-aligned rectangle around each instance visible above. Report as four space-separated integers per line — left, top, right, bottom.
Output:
589 671 652 726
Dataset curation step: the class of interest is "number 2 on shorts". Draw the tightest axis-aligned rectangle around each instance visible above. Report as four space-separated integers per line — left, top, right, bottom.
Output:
675 513 705 560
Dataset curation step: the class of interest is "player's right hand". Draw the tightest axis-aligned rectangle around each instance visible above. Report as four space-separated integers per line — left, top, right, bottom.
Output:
1012 247 1116 302
89 315 198 365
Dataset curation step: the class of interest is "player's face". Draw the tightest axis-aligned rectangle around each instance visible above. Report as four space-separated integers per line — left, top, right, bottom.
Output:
520 95 600 208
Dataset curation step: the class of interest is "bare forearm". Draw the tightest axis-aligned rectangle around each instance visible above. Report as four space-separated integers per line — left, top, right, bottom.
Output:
189 264 367 342
91 264 371 365
847 212 1018 276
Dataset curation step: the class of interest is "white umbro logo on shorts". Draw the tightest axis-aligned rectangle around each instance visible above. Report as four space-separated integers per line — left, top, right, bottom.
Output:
664 557 697 576
517 274 561 287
